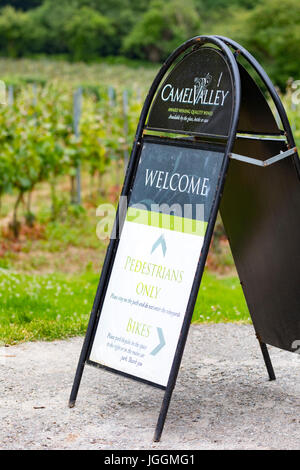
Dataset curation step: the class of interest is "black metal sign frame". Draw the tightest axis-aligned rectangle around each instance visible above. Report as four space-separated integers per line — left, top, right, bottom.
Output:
85 134 228 392
69 35 299 442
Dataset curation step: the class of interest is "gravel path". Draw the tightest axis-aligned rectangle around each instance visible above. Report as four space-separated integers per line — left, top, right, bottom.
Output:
1 324 300 450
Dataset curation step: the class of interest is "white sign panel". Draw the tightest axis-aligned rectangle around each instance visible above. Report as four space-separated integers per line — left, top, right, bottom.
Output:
89 140 224 387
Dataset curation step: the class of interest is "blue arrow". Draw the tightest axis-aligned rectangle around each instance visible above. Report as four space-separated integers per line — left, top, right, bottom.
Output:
150 327 166 356
151 234 167 257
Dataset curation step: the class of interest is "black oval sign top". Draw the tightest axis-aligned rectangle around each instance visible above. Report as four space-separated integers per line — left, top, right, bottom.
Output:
147 47 234 138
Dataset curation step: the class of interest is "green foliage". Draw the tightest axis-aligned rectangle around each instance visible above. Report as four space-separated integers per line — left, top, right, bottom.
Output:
58 6 115 61
93 0 150 42
207 0 300 90
30 0 76 55
235 0 300 90
123 0 201 62
0 79 142 235
0 6 33 57
8 0 116 60
0 0 298 90
281 84 300 148
194 0 258 13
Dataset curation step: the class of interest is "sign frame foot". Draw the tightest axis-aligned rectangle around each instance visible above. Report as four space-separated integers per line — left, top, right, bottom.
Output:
69 305 101 408
68 341 88 408
258 340 276 381
153 387 174 442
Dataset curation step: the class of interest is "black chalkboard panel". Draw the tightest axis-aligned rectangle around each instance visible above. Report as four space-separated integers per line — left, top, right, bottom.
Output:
129 138 225 222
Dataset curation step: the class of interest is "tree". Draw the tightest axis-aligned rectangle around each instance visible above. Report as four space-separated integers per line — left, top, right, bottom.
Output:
224 0 300 90
93 0 149 41
0 6 31 57
30 0 77 55
64 7 115 61
123 0 201 62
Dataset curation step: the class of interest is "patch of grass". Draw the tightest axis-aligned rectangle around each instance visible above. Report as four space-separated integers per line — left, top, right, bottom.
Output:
0 269 250 345
193 271 250 323
0 270 99 344
0 254 13 270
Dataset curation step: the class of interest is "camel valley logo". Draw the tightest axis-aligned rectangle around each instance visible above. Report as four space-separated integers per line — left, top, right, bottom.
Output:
160 72 229 107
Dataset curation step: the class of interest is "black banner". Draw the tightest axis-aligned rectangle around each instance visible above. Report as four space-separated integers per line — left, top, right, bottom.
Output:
147 47 233 137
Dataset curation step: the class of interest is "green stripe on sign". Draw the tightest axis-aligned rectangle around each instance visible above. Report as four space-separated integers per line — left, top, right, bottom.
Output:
126 207 207 236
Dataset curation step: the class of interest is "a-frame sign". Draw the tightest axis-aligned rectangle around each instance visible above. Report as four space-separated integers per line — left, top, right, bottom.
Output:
69 36 300 441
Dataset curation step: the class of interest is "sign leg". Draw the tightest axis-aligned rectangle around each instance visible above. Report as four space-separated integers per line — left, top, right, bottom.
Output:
69 316 95 407
258 340 276 381
69 360 84 408
153 386 174 442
